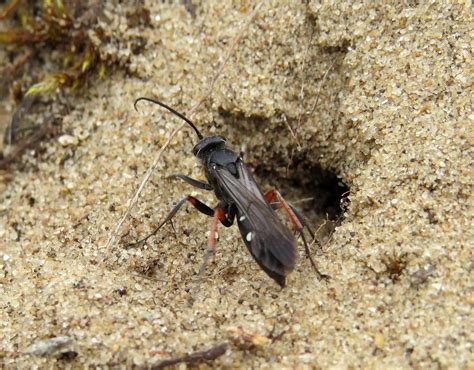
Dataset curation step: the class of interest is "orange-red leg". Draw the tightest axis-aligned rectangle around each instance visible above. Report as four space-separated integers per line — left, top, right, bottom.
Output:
198 207 227 277
265 190 329 280
265 190 303 230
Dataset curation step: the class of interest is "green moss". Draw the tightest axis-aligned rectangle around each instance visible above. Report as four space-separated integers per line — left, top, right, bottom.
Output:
0 0 108 97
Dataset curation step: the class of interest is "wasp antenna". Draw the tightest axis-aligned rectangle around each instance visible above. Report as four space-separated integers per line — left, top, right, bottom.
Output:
134 97 204 140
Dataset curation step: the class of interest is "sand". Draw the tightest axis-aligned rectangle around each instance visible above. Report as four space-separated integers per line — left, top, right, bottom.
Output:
0 1 472 368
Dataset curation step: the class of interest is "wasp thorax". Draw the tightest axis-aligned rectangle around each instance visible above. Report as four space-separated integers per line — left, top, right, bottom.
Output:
193 135 226 158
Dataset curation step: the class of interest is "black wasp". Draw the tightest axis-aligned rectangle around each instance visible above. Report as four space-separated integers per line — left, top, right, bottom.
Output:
132 97 327 287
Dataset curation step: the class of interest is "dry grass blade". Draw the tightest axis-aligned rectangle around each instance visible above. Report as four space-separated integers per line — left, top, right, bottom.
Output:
146 343 227 369
0 121 52 170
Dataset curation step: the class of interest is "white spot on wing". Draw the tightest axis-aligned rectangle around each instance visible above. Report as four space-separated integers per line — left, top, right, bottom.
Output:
246 232 253 242
239 215 246 222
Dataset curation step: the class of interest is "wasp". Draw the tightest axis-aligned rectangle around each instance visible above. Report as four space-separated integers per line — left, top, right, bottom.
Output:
132 97 327 287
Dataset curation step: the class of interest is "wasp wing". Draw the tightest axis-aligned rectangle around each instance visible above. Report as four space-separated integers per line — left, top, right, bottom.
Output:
214 160 296 286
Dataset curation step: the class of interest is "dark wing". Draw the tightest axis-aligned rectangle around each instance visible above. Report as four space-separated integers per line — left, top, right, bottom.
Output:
214 160 296 286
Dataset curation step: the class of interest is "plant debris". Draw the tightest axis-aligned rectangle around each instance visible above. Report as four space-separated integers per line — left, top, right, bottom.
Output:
25 336 73 357
0 0 148 167
146 343 227 369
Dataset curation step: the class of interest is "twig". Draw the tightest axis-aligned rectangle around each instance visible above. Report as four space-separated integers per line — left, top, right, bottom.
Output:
307 59 337 117
0 49 33 84
281 112 301 150
0 0 21 19
291 36 337 144
4 95 35 146
293 27 315 139
146 343 228 369
0 121 52 169
105 2 263 250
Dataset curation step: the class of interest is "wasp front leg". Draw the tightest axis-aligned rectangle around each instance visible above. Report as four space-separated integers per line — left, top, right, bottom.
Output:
167 173 213 191
128 195 214 247
265 190 329 280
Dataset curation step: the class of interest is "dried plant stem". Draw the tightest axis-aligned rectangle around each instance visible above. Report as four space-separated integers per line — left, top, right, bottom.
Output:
0 121 52 169
307 59 338 117
105 2 263 249
146 343 228 369
293 27 315 140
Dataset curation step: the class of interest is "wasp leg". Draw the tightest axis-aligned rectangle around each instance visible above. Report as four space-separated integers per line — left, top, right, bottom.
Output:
265 190 329 280
128 195 214 247
218 201 236 227
167 173 213 191
287 203 316 240
265 191 315 238
198 207 228 277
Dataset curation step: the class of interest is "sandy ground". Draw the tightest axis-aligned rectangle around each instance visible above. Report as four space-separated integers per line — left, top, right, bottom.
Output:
1 1 472 368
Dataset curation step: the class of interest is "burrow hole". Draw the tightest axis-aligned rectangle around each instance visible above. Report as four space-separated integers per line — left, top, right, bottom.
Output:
254 152 349 244
216 112 350 245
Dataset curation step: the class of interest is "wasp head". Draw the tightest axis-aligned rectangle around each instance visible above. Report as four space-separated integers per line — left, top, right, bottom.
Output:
193 135 226 158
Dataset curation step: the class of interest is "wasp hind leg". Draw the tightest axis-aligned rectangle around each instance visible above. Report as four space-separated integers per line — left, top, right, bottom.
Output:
197 203 235 278
265 190 329 280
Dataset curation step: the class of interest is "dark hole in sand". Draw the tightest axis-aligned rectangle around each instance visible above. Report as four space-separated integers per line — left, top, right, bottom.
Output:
217 110 349 243
254 155 349 243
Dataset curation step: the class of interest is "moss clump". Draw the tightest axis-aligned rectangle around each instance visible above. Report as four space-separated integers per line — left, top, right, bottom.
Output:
0 0 109 97
0 0 150 166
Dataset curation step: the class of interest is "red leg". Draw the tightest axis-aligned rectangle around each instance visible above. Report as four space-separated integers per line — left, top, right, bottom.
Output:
208 208 226 251
265 190 329 280
265 190 303 230
198 207 227 277
265 190 315 239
